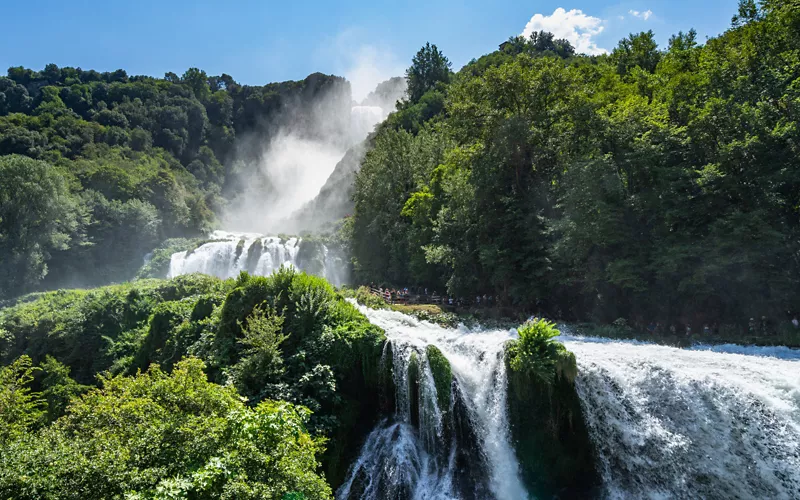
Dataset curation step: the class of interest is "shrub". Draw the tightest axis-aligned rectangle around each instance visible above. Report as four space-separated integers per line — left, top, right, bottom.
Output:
0 358 332 499
507 319 575 385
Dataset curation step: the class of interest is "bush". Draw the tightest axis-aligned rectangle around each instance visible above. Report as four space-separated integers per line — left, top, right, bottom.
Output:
507 319 576 386
0 358 332 499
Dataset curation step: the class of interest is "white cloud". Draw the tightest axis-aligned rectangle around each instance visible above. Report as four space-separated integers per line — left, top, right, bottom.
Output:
521 7 608 55
629 9 653 20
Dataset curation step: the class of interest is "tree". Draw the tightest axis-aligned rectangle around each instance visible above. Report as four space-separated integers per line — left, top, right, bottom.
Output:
612 31 661 75
405 42 452 102
0 155 80 298
0 356 43 444
182 67 212 101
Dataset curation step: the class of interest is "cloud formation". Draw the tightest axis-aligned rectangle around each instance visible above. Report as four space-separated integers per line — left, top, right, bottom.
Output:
521 7 608 55
629 9 654 20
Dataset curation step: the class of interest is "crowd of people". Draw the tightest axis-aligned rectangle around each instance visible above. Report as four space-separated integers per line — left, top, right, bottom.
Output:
641 315 800 337
369 285 495 308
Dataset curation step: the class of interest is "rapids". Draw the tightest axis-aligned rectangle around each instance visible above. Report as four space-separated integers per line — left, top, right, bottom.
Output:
339 310 800 499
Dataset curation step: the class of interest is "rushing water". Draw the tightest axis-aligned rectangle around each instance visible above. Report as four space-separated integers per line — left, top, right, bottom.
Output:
339 310 800 499
339 304 527 500
559 332 800 499
167 230 347 285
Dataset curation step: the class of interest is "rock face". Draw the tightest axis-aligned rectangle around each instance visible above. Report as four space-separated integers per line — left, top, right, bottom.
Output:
504 340 599 498
290 141 366 231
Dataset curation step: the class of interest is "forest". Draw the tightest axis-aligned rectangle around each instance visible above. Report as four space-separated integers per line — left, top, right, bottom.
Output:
0 66 349 298
351 0 800 330
1 0 800 498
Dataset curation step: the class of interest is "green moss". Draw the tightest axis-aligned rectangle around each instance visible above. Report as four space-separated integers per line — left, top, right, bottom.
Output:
425 345 452 411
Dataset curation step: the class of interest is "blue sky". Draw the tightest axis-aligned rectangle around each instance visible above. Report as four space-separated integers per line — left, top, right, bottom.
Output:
2 0 738 99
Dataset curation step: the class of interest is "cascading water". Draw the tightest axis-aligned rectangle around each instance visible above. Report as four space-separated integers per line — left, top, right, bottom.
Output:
167 230 347 285
338 306 800 499
559 332 800 499
339 303 528 500
350 105 386 143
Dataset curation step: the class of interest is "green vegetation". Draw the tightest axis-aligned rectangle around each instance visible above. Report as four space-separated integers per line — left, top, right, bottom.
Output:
425 345 452 411
351 1 800 332
0 357 331 499
0 268 388 493
0 65 348 298
505 319 596 497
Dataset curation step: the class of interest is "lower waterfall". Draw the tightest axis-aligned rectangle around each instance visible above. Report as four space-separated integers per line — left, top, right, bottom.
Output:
560 333 800 499
338 304 527 500
339 308 800 499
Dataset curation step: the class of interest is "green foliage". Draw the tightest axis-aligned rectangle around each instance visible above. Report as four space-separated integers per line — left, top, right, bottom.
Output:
0 274 231 383
0 355 43 443
352 7 800 330
0 155 79 298
340 285 388 310
0 358 332 499
507 319 574 386
38 355 90 422
231 303 288 397
0 270 390 490
405 43 452 103
0 64 350 300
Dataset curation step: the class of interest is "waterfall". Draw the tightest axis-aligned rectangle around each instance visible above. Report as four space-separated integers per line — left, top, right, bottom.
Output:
167 230 347 285
339 303 528 500
350 105 386 143
559 332 800 499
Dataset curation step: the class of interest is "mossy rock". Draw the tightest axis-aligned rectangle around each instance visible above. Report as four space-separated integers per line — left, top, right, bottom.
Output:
379 342 396 414
408 351 420 428
425 345 452 411
244 239 264 273
504 339 599 497
234 238 246 263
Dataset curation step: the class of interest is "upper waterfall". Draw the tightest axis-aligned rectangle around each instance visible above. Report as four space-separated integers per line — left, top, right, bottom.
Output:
167 230 348 285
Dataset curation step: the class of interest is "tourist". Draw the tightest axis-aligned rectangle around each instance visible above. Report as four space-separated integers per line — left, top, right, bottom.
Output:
703 324 711 335
793 316 799 329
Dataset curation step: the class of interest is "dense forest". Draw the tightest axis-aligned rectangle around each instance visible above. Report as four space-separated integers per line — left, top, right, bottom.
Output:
0 66 349 298
351 0 800 330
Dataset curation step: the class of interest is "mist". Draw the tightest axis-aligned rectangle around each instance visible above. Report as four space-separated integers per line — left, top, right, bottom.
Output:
222 44 407 235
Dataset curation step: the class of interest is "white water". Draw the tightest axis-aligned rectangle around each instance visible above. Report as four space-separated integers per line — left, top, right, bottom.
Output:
339 310 800 499
559 332 800 499
167 230 347 285
339 304 528 500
